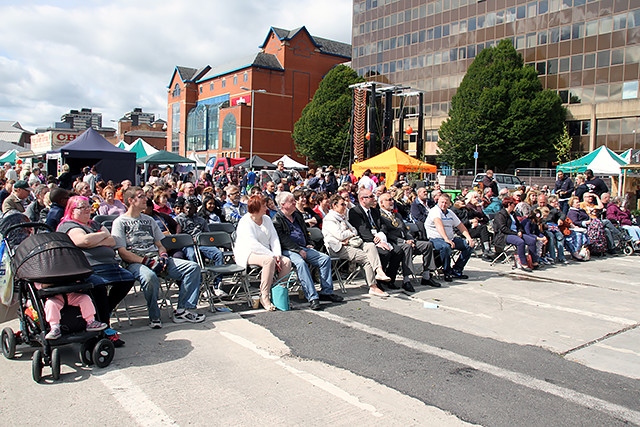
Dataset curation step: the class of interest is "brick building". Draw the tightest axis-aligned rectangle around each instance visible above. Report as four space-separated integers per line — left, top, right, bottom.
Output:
167 26 351 165
116 108 167 150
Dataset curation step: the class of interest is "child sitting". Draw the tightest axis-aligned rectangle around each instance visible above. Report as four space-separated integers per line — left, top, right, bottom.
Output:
39 285 107 340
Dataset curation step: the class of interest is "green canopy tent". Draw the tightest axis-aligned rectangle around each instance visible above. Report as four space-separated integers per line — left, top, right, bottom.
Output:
115 141 129 150
127 138 158 159
0 149 19 165
136 150 195 182
556 146 627 175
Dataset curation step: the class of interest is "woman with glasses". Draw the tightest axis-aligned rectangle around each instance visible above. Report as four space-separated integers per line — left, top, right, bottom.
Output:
57 196 135 346
322 194 391 297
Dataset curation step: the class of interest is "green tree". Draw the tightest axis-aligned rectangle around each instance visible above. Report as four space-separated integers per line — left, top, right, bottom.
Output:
554 125 573 163
293 65 364 166
438 39 566 171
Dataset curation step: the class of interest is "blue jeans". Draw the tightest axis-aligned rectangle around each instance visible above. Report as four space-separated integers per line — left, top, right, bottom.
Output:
544 230 566 261
506 234 538 265
183 245 223 265
430 237 473 274
283 247 333 301
127 258 201 321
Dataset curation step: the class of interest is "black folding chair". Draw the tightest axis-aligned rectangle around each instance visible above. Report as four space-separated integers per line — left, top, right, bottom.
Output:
159 234 196 312
196 232 252 309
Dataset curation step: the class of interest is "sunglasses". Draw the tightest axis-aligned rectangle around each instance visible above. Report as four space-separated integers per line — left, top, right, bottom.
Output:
361 195 375 199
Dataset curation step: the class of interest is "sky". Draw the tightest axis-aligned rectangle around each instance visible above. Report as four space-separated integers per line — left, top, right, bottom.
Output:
0 0 353 132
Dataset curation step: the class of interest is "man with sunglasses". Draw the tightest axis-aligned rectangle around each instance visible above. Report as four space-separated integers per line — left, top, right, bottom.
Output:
112 187 205 329
349 188 403 289
222 184 247 225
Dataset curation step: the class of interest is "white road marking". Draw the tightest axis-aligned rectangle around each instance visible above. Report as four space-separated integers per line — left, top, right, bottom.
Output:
97 369 177 426
312 310 640 425
220 331 383 418
465 288 637 325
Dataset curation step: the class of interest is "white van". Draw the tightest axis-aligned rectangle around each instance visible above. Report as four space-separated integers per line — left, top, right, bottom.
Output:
472 173 525 192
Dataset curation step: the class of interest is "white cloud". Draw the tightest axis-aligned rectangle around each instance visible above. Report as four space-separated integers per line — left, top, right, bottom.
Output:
0 0 353 131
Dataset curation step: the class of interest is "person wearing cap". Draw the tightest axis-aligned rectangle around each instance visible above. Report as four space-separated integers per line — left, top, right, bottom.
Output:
2 179 30 214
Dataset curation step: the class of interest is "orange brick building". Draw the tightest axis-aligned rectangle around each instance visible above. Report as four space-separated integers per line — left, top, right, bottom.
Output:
166 26 351 165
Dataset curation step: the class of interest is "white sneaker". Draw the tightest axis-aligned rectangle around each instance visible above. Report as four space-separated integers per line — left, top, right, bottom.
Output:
149 319 163 329
173 310 205 323
214 287 228 297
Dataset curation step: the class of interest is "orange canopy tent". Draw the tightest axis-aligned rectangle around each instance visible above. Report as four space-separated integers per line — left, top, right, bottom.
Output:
351 147 437 184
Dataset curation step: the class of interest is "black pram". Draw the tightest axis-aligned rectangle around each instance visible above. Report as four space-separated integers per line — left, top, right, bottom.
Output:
1 223 116 383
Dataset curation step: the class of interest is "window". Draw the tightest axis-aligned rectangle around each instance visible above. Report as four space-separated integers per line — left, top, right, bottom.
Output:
538 0 548 14
584 53 595 69
613 13 626 31
222 114 237 149
538 31 548 45
221 79 226 88
207 104 220 150
243 72 248 82
599 16 612 34
623 81 639 99
199 86 203 93
572 23 583 39
585 20 598 37
571 55 583 71
527 33 536 48
559 57 570 72
597 50 610 68
210 82 214 91
171 103 180 153
528 1 537 18
537 62 546 75
468 17 476 31
547 58 558 74
550 27 560 43
517 5 526 19
172 83 181 97
611 49 624 65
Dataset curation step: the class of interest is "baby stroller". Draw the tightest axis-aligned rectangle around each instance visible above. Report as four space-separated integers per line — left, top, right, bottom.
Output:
0 223 115 383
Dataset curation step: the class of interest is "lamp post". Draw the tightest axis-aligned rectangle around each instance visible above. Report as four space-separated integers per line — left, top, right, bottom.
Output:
240 87 266 170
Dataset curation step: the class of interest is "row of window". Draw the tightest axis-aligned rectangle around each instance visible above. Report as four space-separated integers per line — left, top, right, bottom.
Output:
199 72 249 94
533 46 640 76
359 41 640 91
355 0 600 35
354 9 640 59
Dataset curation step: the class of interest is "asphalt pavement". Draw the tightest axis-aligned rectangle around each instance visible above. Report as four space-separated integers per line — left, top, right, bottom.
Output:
0 252 638 426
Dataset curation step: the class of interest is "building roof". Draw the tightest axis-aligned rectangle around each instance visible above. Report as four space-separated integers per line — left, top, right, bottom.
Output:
124 130 166 138
265 26 351 59
176 66 198 81
198 53 284 82
0 140 29 153
194 26 350 83
0 120 32 134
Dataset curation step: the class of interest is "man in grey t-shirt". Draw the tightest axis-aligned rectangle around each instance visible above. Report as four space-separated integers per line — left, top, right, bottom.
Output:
112 186 205 329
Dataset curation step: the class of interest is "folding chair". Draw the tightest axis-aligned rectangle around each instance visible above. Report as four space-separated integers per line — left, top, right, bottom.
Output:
209 222 237 241
491 244 516 267
196 232 252 309
93 214 118 231
159 233 196 312
307 226 356 294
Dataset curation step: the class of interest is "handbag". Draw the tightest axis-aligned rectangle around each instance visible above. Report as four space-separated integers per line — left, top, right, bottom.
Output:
0 241 16 306
271 284 290 311
347 236 363 248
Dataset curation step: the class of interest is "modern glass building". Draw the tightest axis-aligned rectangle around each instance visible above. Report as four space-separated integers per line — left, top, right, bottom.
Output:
351 0 640 160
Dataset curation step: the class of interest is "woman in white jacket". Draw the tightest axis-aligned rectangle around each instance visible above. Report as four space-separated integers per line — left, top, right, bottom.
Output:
234 195 292 311
322 194 391 297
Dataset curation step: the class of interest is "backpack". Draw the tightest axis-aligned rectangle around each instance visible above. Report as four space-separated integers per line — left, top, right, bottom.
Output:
586 218 607 255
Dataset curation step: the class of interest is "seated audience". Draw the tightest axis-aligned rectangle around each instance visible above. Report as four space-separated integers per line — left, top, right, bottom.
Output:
493 196 538 272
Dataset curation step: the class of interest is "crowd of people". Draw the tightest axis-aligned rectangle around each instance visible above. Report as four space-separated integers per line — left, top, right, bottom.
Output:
1 159 638 346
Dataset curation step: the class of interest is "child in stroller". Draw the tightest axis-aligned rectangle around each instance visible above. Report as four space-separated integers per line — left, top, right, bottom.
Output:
1 221 116 382
39 285 107 340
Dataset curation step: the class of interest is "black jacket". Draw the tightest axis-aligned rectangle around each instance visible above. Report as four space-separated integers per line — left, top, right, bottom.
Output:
272 210 311 252
493 208 523 250
379 210 413 244
348 204 382 243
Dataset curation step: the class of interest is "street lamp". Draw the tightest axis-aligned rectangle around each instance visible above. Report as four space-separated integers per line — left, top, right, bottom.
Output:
240 87 266 170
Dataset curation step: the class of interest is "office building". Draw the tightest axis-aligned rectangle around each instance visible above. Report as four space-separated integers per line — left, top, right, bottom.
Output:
351 0 640 159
